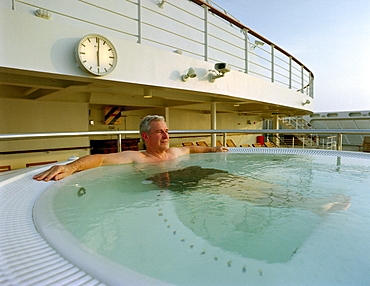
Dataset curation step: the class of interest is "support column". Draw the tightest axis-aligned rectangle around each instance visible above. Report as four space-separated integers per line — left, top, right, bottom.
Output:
211 102 217 147
164 107 170 129
272 114 280 146
337 134 343 151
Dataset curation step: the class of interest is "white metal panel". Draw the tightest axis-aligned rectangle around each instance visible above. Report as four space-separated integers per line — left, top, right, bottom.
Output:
142 25 204 56
15 0 139 38
141 8 204 43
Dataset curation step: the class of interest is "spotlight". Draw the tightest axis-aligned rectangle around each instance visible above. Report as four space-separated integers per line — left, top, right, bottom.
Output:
157 0 166 8
250 40 264 50
35 9 51 20
209 63 231 83
182 67 197 82
143 89 153 99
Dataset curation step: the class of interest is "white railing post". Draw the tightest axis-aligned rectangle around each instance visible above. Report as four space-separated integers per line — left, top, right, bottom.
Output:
310 73 314 98
117 134 122 152
244 29 249 74
271 45 275 83
289 56 292 89
301 66 304 94
137 0 142 44
203 4 209 61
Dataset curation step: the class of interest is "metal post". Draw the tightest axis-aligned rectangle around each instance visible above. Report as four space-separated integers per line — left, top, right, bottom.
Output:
117 134 122 152
289 56 292 89
337 134 343 151
203 4 209 61
310 73 314 98
244 28 249 74
271 45 275 83
137 0 142 44
301 66 304 94
223 132 227 146
211 102 217 147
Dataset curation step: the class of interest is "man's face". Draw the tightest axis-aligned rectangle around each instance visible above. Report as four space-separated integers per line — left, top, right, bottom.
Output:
143 120 169 150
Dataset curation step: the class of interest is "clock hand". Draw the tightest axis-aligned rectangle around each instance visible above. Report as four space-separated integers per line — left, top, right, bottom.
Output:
97 37 100 67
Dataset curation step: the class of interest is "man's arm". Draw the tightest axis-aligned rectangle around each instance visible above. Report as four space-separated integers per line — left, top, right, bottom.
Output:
188 145 228 154
169 145 228 157
33 151 138 181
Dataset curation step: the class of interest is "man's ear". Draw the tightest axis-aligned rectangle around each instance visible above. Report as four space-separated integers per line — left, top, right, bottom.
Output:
142 132 149 141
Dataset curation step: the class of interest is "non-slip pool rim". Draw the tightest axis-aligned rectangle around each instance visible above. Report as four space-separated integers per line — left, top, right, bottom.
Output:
1 148 370 285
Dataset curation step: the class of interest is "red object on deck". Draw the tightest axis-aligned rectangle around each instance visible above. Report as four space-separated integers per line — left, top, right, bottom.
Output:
257 136 264 145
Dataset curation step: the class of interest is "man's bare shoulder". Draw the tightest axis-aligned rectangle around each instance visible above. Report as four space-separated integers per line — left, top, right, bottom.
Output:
102 150 147 165
166 146 190 157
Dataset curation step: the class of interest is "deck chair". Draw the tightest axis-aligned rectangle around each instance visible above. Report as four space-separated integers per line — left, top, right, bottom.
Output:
252 143 263 147
196 141 209 147
361 136 370 152
182 142 194 146
0 165 11 172
226 139 237 147
26 161 57 167
240 144 251 147
264 141 276 147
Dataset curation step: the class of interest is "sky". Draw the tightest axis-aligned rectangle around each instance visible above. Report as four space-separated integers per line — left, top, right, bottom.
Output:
213 0 370 112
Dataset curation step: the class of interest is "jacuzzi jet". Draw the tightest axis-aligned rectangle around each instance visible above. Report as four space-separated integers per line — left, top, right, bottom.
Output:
77 187 86 197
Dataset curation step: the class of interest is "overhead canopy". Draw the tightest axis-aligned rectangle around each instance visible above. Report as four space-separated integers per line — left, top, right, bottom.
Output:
0 67 311 118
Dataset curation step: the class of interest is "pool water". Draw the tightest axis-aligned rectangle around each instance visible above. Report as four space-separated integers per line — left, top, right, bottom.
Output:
34 153 370 285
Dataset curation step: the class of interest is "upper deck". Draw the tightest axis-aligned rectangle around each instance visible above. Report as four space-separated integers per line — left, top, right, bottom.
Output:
0 0 313 117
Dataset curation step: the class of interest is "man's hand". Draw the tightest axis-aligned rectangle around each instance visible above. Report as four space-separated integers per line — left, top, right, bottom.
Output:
214 146 229 152
33 164 75 181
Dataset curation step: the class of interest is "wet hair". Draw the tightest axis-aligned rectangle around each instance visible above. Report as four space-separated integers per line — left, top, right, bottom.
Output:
139 115 165 135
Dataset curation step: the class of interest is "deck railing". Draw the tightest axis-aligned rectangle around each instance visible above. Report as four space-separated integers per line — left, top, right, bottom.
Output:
2 130 370 152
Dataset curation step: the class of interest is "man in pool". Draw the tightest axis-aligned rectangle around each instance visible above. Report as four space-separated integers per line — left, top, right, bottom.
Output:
33 115 229 181
147 166 351 214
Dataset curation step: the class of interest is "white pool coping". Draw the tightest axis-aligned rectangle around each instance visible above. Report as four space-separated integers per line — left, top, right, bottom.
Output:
1 148 370 285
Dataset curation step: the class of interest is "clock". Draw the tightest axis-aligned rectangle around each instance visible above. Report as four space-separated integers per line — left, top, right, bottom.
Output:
75 34 118 76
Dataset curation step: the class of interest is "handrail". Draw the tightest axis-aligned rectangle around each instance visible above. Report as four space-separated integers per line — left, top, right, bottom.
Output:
189 0 313 77
2 130 370 152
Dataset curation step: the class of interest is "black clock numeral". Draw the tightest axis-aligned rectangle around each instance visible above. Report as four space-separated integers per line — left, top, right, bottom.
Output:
104 68 108 72
81 43 86 47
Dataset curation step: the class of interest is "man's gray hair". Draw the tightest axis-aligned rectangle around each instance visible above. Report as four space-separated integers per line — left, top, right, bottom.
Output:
140 115 165 135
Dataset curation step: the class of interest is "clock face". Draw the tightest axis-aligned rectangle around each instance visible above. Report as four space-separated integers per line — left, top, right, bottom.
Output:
76 34 117 76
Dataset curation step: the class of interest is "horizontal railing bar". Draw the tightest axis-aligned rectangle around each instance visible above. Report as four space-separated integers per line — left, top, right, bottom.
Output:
170 129 370 135
0 131 140 140
1 129 370 141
